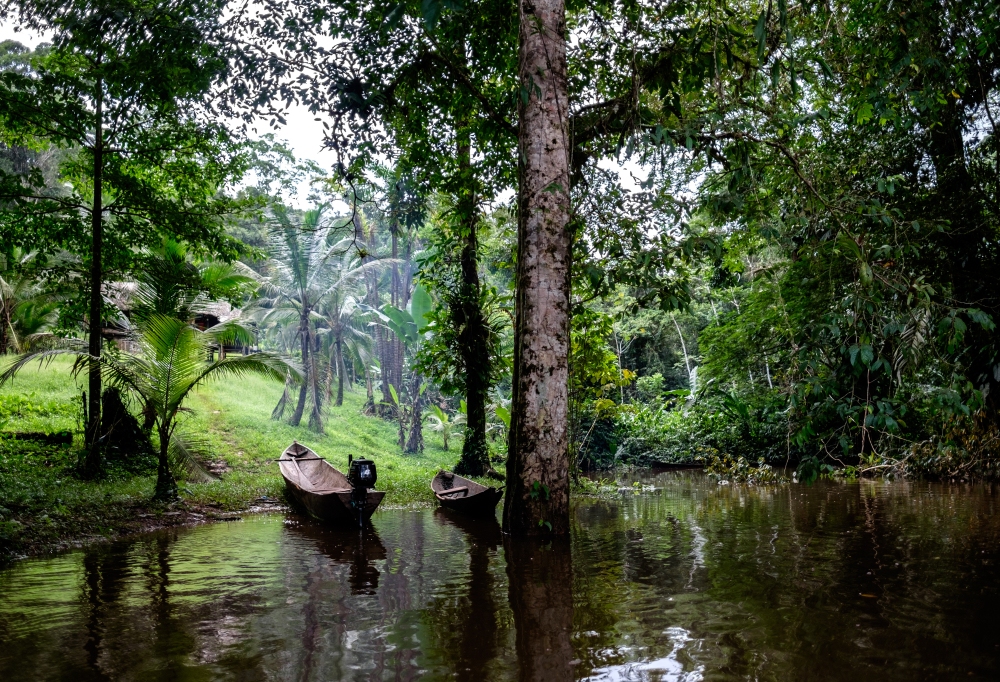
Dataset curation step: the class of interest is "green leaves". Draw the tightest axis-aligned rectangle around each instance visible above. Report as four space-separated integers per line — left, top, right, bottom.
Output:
380 283 433 347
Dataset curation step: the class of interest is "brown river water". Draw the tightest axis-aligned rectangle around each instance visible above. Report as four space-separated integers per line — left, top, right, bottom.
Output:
2 470 1000 681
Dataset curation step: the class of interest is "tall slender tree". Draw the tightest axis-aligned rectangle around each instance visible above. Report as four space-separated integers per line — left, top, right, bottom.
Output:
0 0 247 476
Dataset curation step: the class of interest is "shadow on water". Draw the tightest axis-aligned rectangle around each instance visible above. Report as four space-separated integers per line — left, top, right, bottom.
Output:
3 472 1000 680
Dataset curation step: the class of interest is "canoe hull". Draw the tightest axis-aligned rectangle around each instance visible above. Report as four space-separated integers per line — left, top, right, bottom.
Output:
437 487 503 517
284 479 385 525
432 470 503 518
278 442 384 527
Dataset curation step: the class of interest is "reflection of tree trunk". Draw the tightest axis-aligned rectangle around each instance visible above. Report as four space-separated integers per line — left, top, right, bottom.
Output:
456 521 500 681
454 120 491 477
148 533 184 679
405 373 423 453
505 537 575 681
298 559 321 682
82 544 130 681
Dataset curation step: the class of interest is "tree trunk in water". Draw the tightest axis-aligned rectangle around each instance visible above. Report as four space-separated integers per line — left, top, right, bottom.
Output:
84 78 105 479
405 372 424 453
335 333 345 407
290 310 309 427
505 537 574 680
454 124 491 477
503 0 572 536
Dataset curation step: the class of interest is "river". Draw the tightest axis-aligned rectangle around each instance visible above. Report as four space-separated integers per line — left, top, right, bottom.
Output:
2 470 999 680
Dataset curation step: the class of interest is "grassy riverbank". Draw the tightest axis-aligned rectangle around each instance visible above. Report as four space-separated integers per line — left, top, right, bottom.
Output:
0 357 466 559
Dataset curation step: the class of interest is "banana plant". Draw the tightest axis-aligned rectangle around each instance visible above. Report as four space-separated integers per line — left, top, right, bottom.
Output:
370 283 433 452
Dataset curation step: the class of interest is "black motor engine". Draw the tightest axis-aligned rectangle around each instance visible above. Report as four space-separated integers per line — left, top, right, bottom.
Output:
347 455 377 526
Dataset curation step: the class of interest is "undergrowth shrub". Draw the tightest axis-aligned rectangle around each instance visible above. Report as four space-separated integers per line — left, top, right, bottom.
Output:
615 390 796 466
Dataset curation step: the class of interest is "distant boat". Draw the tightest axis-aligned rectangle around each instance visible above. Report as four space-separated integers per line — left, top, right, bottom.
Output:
431 470 503 518
278 442 384 526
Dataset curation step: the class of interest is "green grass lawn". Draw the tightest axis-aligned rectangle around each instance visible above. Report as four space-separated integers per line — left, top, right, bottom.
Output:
0 356 476 558
182 371 465 507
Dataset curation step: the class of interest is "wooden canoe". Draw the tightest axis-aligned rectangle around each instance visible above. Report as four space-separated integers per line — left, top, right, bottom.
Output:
278 442 384 526
431 470 503 518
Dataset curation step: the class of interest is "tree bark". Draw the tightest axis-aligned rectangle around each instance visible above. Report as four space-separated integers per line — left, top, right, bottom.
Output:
335 333 345 407
454 124 491 477
503 0 572 536
405 372 424 454
154 424 177 501
357 212 394 418
307 326 324 433
290 307 309 426
84 76 105 478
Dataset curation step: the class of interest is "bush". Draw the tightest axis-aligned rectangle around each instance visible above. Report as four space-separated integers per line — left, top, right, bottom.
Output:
614 389 799 466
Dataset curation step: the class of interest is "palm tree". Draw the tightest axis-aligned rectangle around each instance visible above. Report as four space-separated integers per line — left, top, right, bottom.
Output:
255 204 334 431
129 238 257 324
0 249 58 354
256 209 392 423
0 315 300 500
314 241 384 406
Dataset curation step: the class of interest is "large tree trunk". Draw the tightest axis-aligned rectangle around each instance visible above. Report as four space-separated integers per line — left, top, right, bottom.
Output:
289 308 309 427
503 0 572 536
84 78 105 478
454 125 491 477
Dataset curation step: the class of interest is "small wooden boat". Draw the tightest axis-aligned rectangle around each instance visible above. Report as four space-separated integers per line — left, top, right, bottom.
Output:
431 470 503 518
278 442 384 525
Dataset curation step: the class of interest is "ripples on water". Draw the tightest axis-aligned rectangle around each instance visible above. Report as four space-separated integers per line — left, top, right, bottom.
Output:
2 471 1000 680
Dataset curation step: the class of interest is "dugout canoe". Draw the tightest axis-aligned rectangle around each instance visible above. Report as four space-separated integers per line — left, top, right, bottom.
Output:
431 470 503 518
278 442 384 525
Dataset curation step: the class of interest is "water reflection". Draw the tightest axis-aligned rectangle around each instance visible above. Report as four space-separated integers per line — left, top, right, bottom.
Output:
2 473 1000 680
506 537 575 681
286 518 387 595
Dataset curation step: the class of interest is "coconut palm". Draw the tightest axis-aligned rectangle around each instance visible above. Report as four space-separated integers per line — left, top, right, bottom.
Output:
0 315 300 500
254 204 336 432
255 208 393 424
0 249 58 354
129 238 257 324
314 241 385 406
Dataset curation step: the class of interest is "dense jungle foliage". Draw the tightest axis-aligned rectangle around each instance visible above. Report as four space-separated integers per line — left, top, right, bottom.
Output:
0 0 998 504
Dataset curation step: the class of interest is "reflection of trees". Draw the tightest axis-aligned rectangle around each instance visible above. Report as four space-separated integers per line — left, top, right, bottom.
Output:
143 531 197 682
79 541 132 681
284 519 388 681
428 510 505 681
505 536 575 682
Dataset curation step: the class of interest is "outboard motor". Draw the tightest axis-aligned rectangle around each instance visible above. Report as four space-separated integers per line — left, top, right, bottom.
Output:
347 454 377 527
